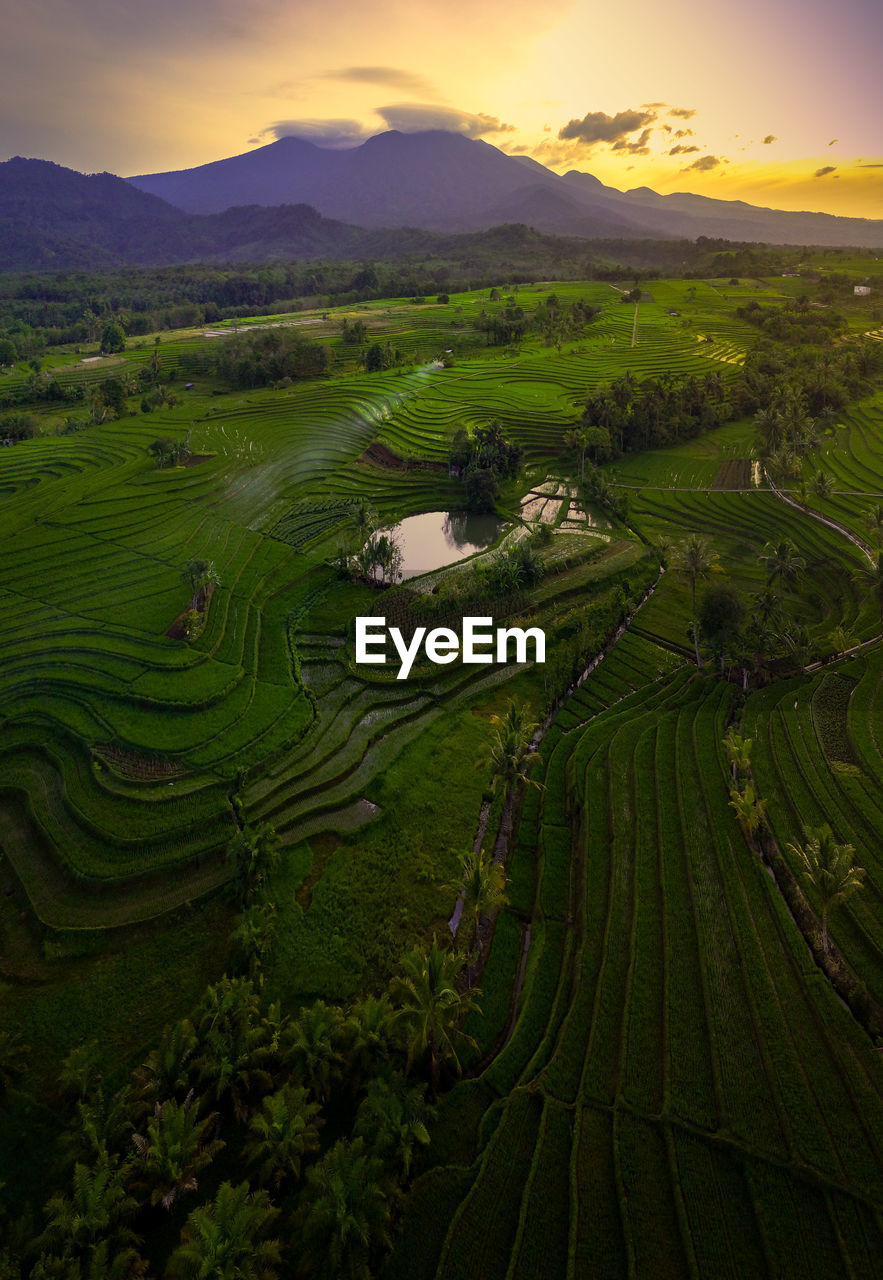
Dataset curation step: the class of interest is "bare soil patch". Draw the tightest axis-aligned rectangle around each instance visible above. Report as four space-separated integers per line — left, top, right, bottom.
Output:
359 441 447 472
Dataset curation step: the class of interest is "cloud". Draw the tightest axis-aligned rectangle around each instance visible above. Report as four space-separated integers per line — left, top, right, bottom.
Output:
828 138 838 146
762 134 778 144
558 107 656 147
683 154 722 172
814 165 837 177
673 128 695 139
320 66 438 96
669 107 696 119
611 127 652 155
858 162 883 168
375 103 514 137
668 144 700 155
262 118 372 147
642 101 668 109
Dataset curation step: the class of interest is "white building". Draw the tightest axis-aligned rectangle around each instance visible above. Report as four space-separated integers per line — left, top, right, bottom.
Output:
855 285 872 296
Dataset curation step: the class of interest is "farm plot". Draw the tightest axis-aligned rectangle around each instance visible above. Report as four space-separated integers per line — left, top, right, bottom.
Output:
391 664 883 1279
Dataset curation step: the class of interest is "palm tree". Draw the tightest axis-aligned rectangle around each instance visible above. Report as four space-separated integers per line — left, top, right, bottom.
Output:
295 1139 393 1280
759 537 805 598
854 551 883 633
458 846 507 954
230 903 277 977
674 533 718 667
864 503 883 547
484 700 542 858
786 824 865 953
722 729 752 782
130 1095 223 1211
728 784 767 841
812 470 834 499
285 1001 347 1103
245 1084 321 1190
390 938 479 1096
0 1029 28 1098
167 1181 281 1280
131 1018 198 1115
194 977 277 1123
40 1149 142 1264
354 1075 432 1178
181 559 219 610
341 994 396 1087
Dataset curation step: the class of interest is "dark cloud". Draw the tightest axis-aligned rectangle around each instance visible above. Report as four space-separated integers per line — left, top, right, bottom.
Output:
376 103 514 136
669 107 696 119
558 107 656 146
762 134 778 144
641 101 668 109
828 138 838 146
610 127 652 155
858 162 883 168
668 144 700 155
814 165 837 177
683 154 722 172
673 128 695 139
661 124 672 134
320 66 438 95
263 118 372 147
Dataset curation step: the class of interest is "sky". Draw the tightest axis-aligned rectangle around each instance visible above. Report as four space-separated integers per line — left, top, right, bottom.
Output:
2 0 882 217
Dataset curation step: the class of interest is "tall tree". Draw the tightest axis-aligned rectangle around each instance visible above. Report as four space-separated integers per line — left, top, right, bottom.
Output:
786 824 865 953
458 846 507 955
167 1181 281 1280
390 939 478 1096
854 551 883 633
295 1139 393 1280
759 537 805 598
674 533 718 667
245 1085 321 1190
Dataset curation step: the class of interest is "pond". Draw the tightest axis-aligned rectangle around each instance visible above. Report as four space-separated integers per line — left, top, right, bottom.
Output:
392 510 504 578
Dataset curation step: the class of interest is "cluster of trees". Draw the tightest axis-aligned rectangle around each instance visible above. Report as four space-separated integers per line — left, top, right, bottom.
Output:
0 818 483 1279
0 411 39 442
736 299 842 345
735 328 879 419
148 437 190 468
450 420 522 512
335 503 403 586
203 329 330 390
580 370 729 456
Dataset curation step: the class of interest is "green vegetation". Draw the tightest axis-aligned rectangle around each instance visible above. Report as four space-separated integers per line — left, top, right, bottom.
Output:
2 256 883 1277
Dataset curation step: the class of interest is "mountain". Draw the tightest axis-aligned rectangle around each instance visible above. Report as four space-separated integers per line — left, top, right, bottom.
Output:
129 130 883 248
0 159 373 270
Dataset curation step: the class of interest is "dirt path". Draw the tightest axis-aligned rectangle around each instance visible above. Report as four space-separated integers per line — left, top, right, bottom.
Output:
631 303 639 348
764 468 875 564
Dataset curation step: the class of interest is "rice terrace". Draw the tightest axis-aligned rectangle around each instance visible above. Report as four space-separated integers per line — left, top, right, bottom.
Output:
2 249 883 1278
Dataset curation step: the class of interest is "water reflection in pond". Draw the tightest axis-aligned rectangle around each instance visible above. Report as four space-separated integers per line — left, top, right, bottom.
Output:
393 510 504 578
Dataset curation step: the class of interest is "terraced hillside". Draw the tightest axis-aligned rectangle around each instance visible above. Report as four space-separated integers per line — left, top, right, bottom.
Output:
389 657 883 1280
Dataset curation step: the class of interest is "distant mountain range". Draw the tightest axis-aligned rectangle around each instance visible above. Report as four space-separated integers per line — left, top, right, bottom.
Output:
1 130 881 273
129 131 883 248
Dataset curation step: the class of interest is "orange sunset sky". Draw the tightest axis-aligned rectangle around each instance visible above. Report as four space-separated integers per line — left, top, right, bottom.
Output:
2 0 881 217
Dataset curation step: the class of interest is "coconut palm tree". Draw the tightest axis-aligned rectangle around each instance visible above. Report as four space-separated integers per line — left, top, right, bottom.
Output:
130 1018 198 1115
812 470 834 499
39 1148 142 1271
245 1084 321 1190
759 537 805 598
458 846 508 955
194 978 277 1124
674 533 718 667
854 551 883 633
864 503 883 547
722 730 752 782
484 700 542 858
354 1074 432 1178
390 938 479 1096
728 784 767 841
130 1095 223 1211
181 559 219 610
285 1001 347 1103
786 824 865 953
167 1181 281 1280
295 1139 393 1280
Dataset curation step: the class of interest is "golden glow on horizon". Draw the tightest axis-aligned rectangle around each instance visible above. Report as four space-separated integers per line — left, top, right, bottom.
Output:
1 0 880 219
